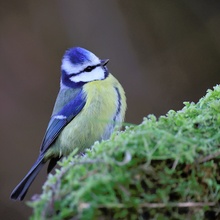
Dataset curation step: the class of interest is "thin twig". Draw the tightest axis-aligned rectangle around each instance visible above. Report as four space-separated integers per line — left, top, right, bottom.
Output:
98 202 216 209
172 158 179 170
139 202 216 208
197 150 220 163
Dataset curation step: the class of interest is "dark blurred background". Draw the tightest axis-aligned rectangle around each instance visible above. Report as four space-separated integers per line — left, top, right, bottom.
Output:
1 1 220 219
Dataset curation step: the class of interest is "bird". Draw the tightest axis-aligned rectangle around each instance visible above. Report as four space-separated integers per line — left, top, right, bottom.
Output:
10 47 126 201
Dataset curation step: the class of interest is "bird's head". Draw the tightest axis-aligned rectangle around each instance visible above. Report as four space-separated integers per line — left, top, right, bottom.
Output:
61 47 109 88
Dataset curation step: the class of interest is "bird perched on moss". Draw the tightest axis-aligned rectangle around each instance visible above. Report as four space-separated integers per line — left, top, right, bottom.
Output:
11 47 126 200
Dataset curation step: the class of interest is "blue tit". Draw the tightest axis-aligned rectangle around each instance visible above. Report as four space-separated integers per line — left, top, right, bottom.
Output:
10 47 126 201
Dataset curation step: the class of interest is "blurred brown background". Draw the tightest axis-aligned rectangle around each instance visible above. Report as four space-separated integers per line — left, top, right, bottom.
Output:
1 1 220 219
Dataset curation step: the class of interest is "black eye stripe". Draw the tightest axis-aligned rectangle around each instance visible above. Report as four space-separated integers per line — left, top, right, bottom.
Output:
68 63 101 77
84 66 94 72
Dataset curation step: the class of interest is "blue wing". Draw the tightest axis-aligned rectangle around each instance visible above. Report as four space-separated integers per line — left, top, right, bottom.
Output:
40 89 86 154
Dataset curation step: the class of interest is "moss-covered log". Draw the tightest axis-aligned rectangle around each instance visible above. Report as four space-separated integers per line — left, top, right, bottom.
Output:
29 85 220 220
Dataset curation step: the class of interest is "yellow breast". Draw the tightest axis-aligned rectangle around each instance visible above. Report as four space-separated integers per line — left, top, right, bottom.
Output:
46 74 126 158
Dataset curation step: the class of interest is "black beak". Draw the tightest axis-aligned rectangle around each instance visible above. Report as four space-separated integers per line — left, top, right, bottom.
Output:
100 59 109 66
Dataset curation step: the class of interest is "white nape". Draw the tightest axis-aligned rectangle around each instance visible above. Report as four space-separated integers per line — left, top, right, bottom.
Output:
61 58 84 74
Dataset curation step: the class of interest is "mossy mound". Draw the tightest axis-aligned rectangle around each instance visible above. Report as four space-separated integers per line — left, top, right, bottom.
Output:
29 85 220 220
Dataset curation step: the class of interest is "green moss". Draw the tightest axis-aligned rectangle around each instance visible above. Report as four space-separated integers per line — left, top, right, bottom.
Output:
29 85 220 220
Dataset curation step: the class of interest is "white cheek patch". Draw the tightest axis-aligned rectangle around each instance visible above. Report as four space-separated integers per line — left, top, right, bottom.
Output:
70 66 105 83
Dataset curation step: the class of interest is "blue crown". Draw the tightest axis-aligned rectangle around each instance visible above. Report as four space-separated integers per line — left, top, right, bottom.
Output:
64 47 91 65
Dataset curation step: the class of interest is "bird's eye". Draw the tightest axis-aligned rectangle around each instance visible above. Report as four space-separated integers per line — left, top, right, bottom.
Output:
84 66 93 72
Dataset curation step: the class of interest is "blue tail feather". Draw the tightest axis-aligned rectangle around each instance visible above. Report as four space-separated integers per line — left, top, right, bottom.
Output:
10 156 45 201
